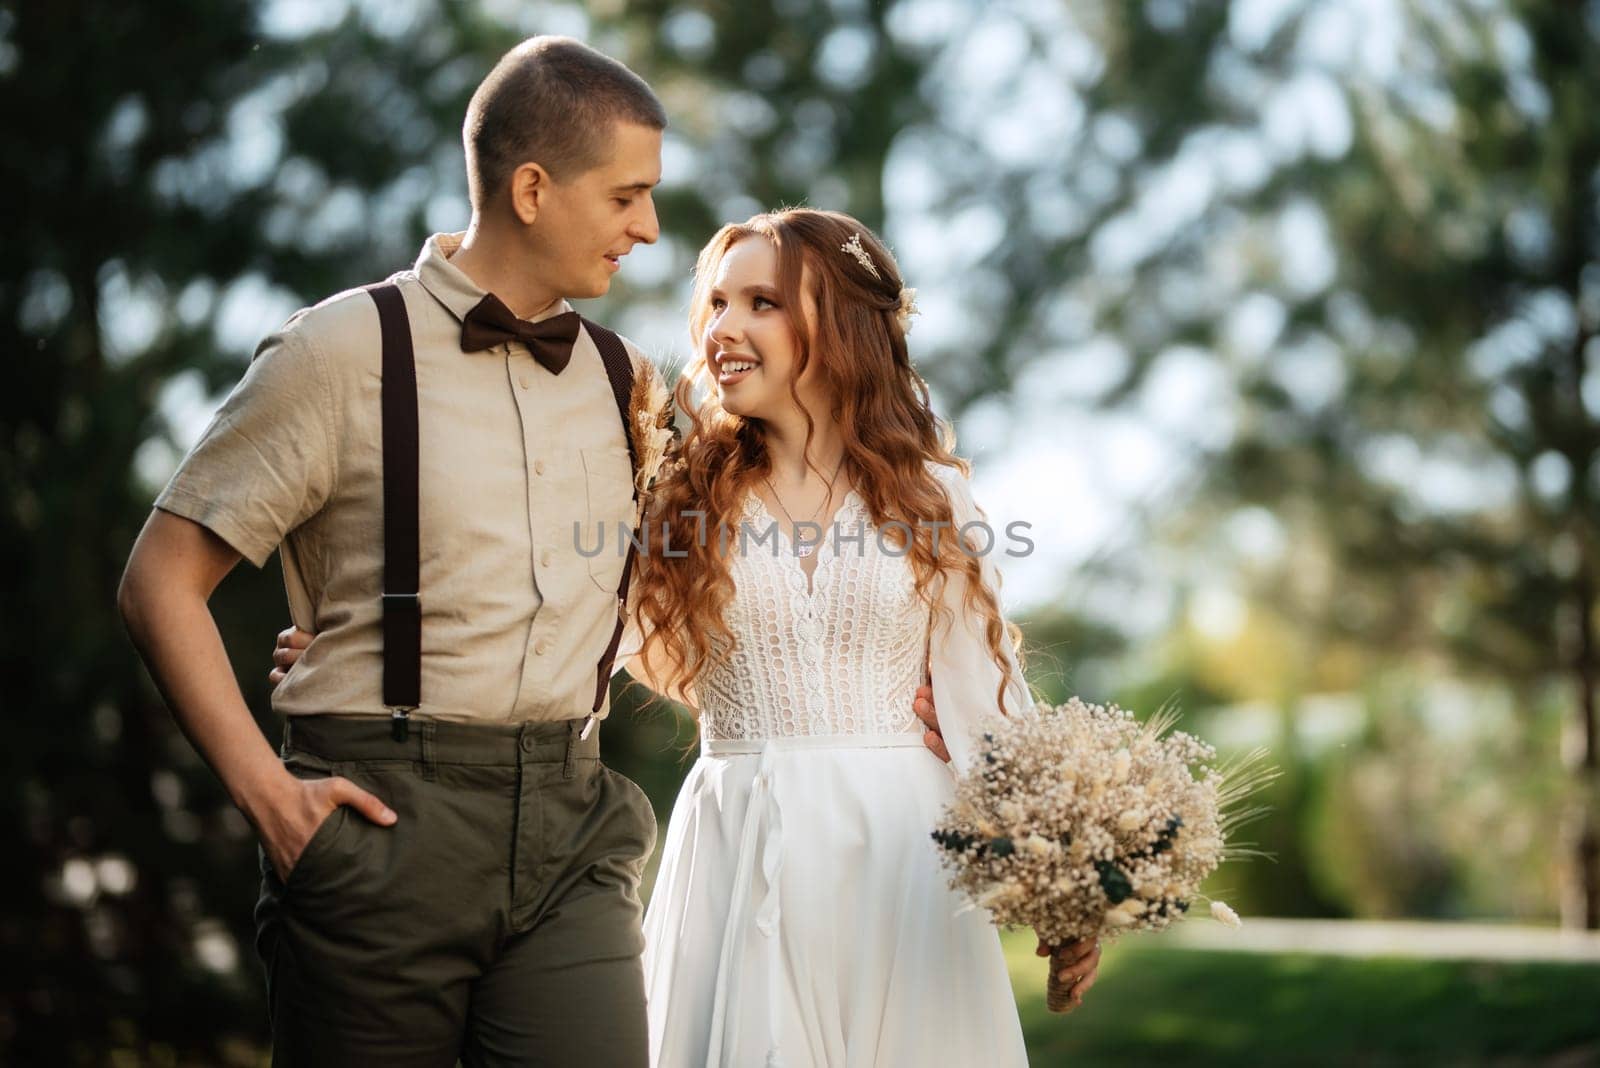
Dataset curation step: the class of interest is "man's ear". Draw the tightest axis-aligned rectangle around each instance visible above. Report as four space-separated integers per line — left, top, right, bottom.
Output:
509 161 551 225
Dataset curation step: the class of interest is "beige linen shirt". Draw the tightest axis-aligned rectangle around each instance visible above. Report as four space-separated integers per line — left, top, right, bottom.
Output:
156 233 647 724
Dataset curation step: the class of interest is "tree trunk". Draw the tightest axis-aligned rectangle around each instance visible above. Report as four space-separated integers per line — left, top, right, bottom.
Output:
1561 568 1600 929
1561 316 1600 930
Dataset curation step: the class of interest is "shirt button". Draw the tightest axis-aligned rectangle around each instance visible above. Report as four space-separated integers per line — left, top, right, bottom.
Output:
540 548 553 568
518 374 531 390
534 639 549 655
534 459 545 476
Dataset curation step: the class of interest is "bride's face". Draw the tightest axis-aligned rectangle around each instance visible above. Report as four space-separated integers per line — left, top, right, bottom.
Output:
703 236 827 423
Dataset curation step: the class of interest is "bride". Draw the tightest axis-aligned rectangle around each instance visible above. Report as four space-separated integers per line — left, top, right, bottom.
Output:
623 208 1066 1066
272 208 1101 1065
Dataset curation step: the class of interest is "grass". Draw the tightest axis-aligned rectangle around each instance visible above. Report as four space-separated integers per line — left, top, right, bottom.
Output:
1001 929 1600 1066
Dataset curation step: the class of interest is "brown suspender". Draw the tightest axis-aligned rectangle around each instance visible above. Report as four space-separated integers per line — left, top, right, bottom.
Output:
578 318 642 726
365 284 640 742
368 284 421 740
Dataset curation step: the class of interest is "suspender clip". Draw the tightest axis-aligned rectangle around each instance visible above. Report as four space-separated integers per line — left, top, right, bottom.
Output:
389 707 415 743
381 592 422 716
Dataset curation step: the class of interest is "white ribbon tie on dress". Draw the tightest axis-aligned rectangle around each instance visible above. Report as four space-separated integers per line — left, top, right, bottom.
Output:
700 731 928 1068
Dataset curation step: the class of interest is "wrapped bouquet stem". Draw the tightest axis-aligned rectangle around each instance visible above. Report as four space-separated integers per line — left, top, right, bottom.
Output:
931 697 1278 1012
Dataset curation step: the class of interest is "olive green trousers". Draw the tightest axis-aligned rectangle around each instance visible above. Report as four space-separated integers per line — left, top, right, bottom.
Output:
253 714 657 1067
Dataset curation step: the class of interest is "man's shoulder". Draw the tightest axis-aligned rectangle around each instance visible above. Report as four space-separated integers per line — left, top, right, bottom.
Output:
618 333 655 379
577 318 657 378
275 271 416 358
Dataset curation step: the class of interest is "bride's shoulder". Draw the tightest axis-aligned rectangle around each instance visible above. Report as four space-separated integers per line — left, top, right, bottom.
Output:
924 458 974 498
923 459 990 525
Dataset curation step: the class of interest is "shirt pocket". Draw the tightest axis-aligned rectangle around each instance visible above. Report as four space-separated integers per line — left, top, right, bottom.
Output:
581 446 635 593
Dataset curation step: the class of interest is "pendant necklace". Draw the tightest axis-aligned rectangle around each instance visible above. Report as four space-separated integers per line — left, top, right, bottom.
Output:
764 459 845 558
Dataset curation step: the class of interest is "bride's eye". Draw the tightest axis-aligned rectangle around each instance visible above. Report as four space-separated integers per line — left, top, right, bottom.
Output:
709 297 727 311
753 295 778 310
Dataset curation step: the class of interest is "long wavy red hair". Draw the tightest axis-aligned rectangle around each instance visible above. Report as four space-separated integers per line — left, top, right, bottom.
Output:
632 208 1026 715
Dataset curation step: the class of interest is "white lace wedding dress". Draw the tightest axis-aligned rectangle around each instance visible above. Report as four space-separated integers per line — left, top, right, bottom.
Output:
633 464 1033 1068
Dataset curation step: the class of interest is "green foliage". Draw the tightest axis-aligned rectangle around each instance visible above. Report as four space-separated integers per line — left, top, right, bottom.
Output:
1002 931 1600 1065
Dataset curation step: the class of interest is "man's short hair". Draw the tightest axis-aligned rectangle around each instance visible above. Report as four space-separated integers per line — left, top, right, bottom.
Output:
463 36 666 210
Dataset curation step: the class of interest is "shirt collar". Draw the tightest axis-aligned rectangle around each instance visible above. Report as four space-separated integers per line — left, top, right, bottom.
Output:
413 232 575 325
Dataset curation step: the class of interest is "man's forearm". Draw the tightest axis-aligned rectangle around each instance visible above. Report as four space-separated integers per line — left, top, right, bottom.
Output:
119 575 291 827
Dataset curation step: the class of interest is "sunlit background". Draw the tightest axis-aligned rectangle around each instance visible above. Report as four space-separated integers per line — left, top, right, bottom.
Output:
9 0 1600 1062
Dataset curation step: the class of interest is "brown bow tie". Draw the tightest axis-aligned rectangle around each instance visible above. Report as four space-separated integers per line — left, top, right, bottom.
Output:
460 293 581 375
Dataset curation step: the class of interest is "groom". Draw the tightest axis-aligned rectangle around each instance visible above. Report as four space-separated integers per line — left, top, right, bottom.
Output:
119 37 675 1066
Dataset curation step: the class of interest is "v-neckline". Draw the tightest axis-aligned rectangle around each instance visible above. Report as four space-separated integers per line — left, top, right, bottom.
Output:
747 486 863 596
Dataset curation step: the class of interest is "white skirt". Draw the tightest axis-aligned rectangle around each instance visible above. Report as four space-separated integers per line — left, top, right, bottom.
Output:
642 732 1029 1068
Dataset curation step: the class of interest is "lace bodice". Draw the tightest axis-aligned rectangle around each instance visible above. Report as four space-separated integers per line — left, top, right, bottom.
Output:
616 464 1034 768
693 488 929 740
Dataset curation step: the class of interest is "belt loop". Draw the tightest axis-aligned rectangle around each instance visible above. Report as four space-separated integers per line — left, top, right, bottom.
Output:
420 719 437 782
563 719 579 781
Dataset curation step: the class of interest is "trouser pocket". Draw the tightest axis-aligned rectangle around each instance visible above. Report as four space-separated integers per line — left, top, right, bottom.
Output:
276 752 348 893
254 756 520 1063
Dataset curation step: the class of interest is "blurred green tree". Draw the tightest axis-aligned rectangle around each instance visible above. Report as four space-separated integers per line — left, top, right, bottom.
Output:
1177 0 1600 929
909 0 1598 925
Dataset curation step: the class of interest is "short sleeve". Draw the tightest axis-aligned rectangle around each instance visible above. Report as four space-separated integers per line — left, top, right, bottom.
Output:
154 325 337 567
927 464 1034 775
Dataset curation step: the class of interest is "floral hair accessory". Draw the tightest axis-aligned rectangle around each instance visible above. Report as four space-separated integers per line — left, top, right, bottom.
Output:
895 286 920 335
840 233 881 280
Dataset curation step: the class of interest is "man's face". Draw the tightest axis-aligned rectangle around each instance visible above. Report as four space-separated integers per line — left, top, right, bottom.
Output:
530 120 662 299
